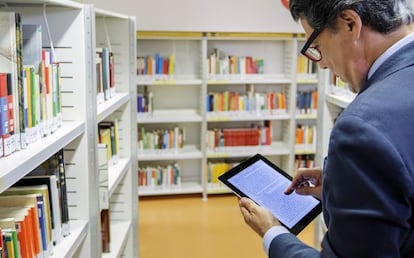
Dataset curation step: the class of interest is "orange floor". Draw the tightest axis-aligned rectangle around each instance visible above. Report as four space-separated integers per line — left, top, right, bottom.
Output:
138 194 316 258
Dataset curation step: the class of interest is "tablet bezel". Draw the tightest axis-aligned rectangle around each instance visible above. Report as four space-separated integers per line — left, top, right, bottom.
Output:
218 153 322 235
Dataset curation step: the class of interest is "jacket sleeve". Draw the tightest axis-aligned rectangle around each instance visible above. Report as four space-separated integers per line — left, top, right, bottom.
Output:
269 233 320 258
321 114 412 257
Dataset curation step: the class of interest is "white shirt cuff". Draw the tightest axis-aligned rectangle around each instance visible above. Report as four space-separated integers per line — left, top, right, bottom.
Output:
263 226 290 256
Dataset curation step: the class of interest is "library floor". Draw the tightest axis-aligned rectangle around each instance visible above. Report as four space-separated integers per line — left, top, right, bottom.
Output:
138 194 316 258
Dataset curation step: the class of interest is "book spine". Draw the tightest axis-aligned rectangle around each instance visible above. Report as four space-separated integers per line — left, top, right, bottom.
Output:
57 149 69 236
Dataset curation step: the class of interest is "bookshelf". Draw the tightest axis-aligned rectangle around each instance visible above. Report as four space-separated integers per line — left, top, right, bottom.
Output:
94 7 138 258
0 1 137 257
136 32 320 199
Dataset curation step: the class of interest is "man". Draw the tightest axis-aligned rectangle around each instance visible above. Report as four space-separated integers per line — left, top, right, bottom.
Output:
239 0 414 257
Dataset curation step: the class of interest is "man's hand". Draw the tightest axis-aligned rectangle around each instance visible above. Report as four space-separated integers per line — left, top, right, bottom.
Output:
239 197 280 237
285 167 323 200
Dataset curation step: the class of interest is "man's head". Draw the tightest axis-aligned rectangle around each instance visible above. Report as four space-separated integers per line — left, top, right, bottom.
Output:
290 0 414 92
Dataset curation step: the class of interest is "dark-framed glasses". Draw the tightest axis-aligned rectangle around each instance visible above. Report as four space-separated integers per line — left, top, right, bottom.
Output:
300 27 323 62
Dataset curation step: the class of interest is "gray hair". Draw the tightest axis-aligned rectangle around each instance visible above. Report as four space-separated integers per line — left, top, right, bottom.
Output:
289 0 414 33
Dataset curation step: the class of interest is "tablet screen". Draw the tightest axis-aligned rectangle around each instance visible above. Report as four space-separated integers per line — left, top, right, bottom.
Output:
218 154 321 235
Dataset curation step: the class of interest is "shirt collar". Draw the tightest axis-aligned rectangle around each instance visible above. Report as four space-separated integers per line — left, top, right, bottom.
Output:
368 31 414 79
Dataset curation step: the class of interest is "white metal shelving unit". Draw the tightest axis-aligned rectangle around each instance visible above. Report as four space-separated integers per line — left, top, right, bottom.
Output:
0 1 137 257
94 7 138 258
136 32 320 199
136 32 206 198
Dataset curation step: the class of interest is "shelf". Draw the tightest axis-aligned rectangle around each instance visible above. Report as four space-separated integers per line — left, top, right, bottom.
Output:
95 8 129 19
294 149 316 155
97 93 130 123
52 220 88 258
207 185 231 195
0 121 84 192
295 113 317 120
296 74 318 84
206 142 290 158
207 74 291 84
138 145 203 161
207 111 290 122
138 182 203 196
325 92 355 109
102 221 131 258
137 109 202 123
4 0 83 8
108 158 131 198
137 76 202 86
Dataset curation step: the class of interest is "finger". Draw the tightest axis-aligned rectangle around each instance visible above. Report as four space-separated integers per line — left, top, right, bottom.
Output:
285 168 321 194
295 185 321 199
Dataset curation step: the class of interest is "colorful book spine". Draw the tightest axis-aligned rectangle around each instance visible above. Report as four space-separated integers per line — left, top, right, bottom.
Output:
0 74 10 157
138 163 182 187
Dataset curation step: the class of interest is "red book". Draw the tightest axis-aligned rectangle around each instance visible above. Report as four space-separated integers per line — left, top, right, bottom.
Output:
163 59 169 75
0 73 9 138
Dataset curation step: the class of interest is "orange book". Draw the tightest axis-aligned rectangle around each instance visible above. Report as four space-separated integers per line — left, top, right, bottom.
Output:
296 125 304 144
312 90 318 109
277 92 286 109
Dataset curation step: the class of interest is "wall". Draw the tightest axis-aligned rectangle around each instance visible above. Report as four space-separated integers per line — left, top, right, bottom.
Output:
83 0 303 33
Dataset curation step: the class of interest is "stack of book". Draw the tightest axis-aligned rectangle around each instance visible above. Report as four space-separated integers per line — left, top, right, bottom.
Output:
0 149 69 257
0 12 63 158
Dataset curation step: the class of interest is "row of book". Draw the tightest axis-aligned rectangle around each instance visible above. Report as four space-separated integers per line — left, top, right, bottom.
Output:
297 55 318 74
295 124 316 148
138 127 185 151
136 54 175 76
96 47 116 104
98 120 120 165
0 149 69 258
295 154 315 169
207 161 237 186
137 86 153 114
0 12 63 158
206 121 272 150
208 48 264 78
296 90 318 115
206 90 287 114
138 163 182 188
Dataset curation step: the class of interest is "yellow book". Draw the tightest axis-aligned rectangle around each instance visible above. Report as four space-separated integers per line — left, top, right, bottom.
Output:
168 54 175 76
24 66 33 128
211 163 230 183
99 127 112 160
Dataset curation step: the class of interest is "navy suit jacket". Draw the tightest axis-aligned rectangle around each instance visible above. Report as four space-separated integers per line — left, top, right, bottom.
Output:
269 41 414 257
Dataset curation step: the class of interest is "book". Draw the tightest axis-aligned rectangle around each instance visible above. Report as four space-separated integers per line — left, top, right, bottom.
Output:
99 47 110 100
0 226 4 258
14 174 63 245
0 194 47 257
96 52 104 104
0 219 20 258
14 13 24 152
100 209 110 253
0 12 20 155
29 149 70 237
1 185 53 253
0 73 9 157
0 207 37 258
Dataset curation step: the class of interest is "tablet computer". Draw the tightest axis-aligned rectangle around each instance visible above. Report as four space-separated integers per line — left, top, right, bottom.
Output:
218 153 322 235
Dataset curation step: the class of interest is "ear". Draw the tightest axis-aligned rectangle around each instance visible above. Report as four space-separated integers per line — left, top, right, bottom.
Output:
338 9 362 39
